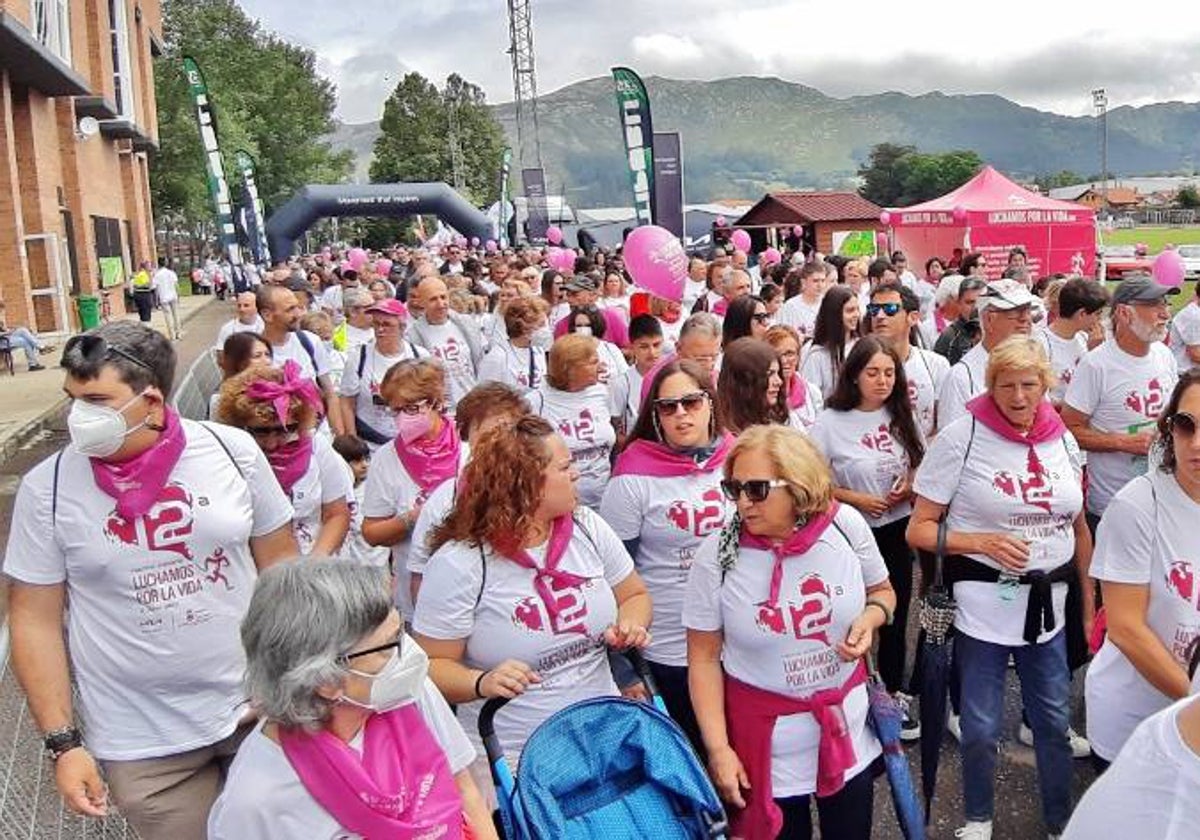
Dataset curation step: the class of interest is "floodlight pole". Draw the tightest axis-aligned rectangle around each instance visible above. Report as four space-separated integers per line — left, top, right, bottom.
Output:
1092 88 1108 215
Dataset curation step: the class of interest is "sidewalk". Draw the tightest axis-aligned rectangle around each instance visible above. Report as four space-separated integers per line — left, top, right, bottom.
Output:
0 295 221 462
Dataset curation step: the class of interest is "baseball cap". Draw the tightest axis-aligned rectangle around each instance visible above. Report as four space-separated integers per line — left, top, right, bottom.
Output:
365 299 408 318
563 276 598 293
1111 275 1181 306
975 279 1036 313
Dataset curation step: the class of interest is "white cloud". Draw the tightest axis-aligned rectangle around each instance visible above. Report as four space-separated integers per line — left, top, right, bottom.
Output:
631 33 704 67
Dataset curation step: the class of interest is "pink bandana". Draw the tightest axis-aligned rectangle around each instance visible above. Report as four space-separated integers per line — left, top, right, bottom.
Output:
265 434 314 496
495 515 590 632
90 407 187 521
613 433 735 478
712 297 730 317
966 393 1066 480
245 359 324 426
786 373 810 411
394 414 462 496
739 501 841 608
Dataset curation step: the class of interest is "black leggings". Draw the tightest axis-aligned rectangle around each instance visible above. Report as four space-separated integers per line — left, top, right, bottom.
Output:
872 517 915 694
646 660 707 765
775 764 875 840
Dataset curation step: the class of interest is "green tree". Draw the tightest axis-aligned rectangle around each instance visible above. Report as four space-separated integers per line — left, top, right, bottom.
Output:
1034 170 1084 191
894 150 984 205
1177 185 1200 209
857 143 917 206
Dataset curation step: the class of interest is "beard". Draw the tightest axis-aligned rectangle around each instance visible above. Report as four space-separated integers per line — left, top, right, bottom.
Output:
1128 316 1167 344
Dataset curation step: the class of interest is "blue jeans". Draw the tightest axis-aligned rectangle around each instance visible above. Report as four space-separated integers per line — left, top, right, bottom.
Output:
957 631 1073 833
5 326 39 364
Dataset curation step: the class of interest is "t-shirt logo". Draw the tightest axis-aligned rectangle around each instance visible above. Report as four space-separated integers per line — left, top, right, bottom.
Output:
557 408 596 443
511 579 590 636
1167 559 1198 608
435 336 462 366
991 460 1053 513
755 573 834 644
906 379 920 409
104 482 196 560
859 424 894 455
1125 378 1166 418
665 488 726 537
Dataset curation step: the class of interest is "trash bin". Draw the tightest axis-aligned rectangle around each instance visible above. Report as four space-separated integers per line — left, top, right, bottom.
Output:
76 295 101 331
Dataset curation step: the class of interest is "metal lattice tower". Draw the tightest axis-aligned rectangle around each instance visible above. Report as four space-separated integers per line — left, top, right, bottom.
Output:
506 0 542 169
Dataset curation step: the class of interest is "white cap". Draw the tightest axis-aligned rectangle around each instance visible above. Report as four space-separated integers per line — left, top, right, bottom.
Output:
975 279 1036 313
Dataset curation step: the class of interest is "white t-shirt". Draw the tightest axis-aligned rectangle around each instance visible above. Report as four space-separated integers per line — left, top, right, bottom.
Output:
342 324 376 357
936 342 989 431
338 342 428 448
272 330 332 382
1085 469 1200 760
343 483 391 568
417 320 477 408
1169 299 1200 372
1034 326 1089 405
682 279 708 313
912 415 1083 646
319 284 345 316
215 316 265 349
903 346 950 439
787 379 824 432
530 385 616 510
595 338 629 387
207 679 474 840
2 421 294 760
682 504 886 796
414 506 633 766
476 339 546 394
289 436 354 555
1063 697 1200 840
778 296 822 339
800 343 848 400
152 268 179 304
406 476 459 578
1064 339 1178 517
600 468 733 666
810 407 918 527
607 365 645 433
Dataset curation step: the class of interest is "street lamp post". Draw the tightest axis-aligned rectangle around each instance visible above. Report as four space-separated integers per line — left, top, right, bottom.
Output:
1092 88 1108 215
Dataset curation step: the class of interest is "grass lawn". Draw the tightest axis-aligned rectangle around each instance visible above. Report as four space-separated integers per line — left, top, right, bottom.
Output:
1102 226 1200 252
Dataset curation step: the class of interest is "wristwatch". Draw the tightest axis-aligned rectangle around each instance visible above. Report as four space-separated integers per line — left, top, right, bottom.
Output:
43 726 83 761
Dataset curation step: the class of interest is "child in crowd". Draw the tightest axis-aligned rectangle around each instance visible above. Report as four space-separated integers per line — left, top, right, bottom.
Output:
331 434 390 568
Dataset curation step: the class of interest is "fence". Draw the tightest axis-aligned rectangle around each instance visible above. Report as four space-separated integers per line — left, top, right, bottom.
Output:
170 348 222 421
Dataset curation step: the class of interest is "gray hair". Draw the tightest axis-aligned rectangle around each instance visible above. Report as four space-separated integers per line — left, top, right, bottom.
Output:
680 311 722 341
60 320 176 396
241 559 392 729
342 287 373 309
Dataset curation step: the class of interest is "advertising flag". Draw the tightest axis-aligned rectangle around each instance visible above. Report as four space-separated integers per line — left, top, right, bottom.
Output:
652 132 684 239
181 56 243 270
611 67 655 226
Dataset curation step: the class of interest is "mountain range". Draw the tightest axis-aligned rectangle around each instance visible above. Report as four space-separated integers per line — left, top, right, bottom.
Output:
328 74 1200 207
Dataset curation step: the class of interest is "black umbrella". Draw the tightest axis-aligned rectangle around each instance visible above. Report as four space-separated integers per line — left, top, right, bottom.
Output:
918 520 957 822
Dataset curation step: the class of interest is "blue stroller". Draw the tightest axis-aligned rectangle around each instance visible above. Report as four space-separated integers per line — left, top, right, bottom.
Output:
478 650 728 839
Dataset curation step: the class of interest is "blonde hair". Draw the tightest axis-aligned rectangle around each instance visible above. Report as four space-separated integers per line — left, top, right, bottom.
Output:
764 323 802 352
546 333 597 391
380 358 446 407
985 334 1057 393
1041 278 1066 320
725 425 833 518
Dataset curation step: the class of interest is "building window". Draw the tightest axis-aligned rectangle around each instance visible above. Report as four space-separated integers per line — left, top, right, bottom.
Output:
30 0 72 64
108 0 135 120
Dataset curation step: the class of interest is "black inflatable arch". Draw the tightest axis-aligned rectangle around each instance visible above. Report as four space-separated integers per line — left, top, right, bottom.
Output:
265 183 493 260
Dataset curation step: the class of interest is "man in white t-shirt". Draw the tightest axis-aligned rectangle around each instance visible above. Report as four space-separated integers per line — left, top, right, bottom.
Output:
1063 276 1180 529
214 292 265 351
609 314 665 445
318 268 360 320
777 261 830 339
682 256 709 313
937 279 1036 430
866 282 950 438
4 321 296 838
152 258 182 340
406 276 483 409
257 285 344 434
1034 277 1109 406
337 287 377 355
1167 281 1200 372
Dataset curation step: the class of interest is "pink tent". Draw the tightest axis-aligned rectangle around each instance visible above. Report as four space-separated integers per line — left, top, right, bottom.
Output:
886 166 1096 282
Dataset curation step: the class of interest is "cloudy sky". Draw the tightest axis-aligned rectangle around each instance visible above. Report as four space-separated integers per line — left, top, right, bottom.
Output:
238 0 1200 124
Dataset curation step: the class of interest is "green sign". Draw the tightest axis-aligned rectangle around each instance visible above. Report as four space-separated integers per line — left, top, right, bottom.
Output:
611 67 655 227
832 230 878 258
99 256 125 288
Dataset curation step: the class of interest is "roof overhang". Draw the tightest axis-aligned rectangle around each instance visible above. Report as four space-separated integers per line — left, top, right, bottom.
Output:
0 12 89 97
73 96 119 121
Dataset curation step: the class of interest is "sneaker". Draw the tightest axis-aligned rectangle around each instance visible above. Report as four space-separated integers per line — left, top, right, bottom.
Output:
948 712 963 742
27 363 45 372
954 821 993 839
1018 723 1092 758
895 692 921 741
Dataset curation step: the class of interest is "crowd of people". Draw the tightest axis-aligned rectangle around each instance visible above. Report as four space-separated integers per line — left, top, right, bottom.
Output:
6 232 1200 840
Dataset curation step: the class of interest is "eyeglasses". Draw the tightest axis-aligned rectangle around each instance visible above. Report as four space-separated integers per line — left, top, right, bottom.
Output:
720 478 787 503
1168 412 1200 438
866 302 903 317
392 399 432 416
751 313 771 324
64 334 152 372
247 422 300 438
340 632 402 663
654 392 708 417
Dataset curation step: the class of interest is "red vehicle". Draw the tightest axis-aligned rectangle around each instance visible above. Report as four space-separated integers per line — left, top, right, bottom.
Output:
1098 244 1153 281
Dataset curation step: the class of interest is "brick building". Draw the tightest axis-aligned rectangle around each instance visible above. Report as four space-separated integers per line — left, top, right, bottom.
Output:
1 0 160 333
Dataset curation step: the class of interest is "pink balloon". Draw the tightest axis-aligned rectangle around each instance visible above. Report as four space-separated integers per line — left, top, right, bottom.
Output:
624 225 689 303
546 225 564 245
347 247 367 270
953 205 968 223
730 229 752 252
485 239 498 253
792 224 804 237
375 258 393 276
875 232 890 254
470 236 480 247
762 247 782 266
1153 249 1186 287
715 216 727 227
547 248 576 274
879 210 892 226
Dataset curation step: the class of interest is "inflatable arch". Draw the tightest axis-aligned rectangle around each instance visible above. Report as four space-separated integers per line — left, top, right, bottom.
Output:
265 183 493 259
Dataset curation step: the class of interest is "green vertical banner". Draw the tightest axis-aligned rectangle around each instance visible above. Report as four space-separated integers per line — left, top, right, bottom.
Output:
498 146 513 248
611 67 656 227
235 150 270 265
182 56 243 270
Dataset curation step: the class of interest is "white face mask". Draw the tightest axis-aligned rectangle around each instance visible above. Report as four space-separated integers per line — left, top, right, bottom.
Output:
342 638 428 713
575 325 593 337
531 326 553 350
67 390 150 458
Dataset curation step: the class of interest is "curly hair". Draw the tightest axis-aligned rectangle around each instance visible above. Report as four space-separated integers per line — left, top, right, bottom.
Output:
216 364 320 431
504 296 548 340
379 358 446 408
454 382 529 441
1157 369 1200 475
716 337 789 434
429 414 556 554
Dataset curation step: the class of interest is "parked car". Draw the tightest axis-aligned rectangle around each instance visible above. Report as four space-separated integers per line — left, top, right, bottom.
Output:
1178 245 1200 280
1099 245 1154 281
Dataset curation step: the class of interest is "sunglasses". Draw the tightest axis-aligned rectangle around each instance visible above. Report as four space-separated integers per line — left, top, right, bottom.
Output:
654 392 708 417
866 302 903 317
720 478 788 503
247 422 300 438
1168 412 1200 437
751 313 771 324
64 334 152 372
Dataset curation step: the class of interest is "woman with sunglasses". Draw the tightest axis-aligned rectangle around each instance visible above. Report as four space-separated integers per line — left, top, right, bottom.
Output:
361 359 465 618
765 325 823 432
601 359 735 756
801 285 861 400
685 425 895 840
716 338 790 435
566 304 628 386
722 295 772 349
413 416 651 769
218 361 353 558
810 337 925 735
1085 370 1200 773
906 336 1090 839
208 559 497 840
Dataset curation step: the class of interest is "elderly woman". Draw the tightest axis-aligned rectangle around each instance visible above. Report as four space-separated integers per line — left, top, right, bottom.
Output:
218 362 352 556
716 337 789 435
601 359 734 755
207 559 496 839
685 425 895 840
801 285 860 400
336 299 428 449
476 296 549 393
765 325 823 432
907 335 1091 839
565 304 628 386
413 415 652 767
528 334 617 510
1085 370 1200 772
361 359 466 618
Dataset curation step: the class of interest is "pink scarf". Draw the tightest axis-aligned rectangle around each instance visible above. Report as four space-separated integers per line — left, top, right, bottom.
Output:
613 433 734 478
966 393 1065 480
246 359 325 425
266 434 314 496
90 407 187 521
495 515 590 633
739 501 841 608
280 705 464 839
712 297 730 317
935 310 948 334
395 415 462 496
786 372 810 411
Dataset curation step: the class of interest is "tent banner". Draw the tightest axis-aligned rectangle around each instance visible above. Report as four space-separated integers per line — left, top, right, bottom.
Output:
182 56 242 268
652 132 684 239
969 223 1095 280
611 67 655 226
